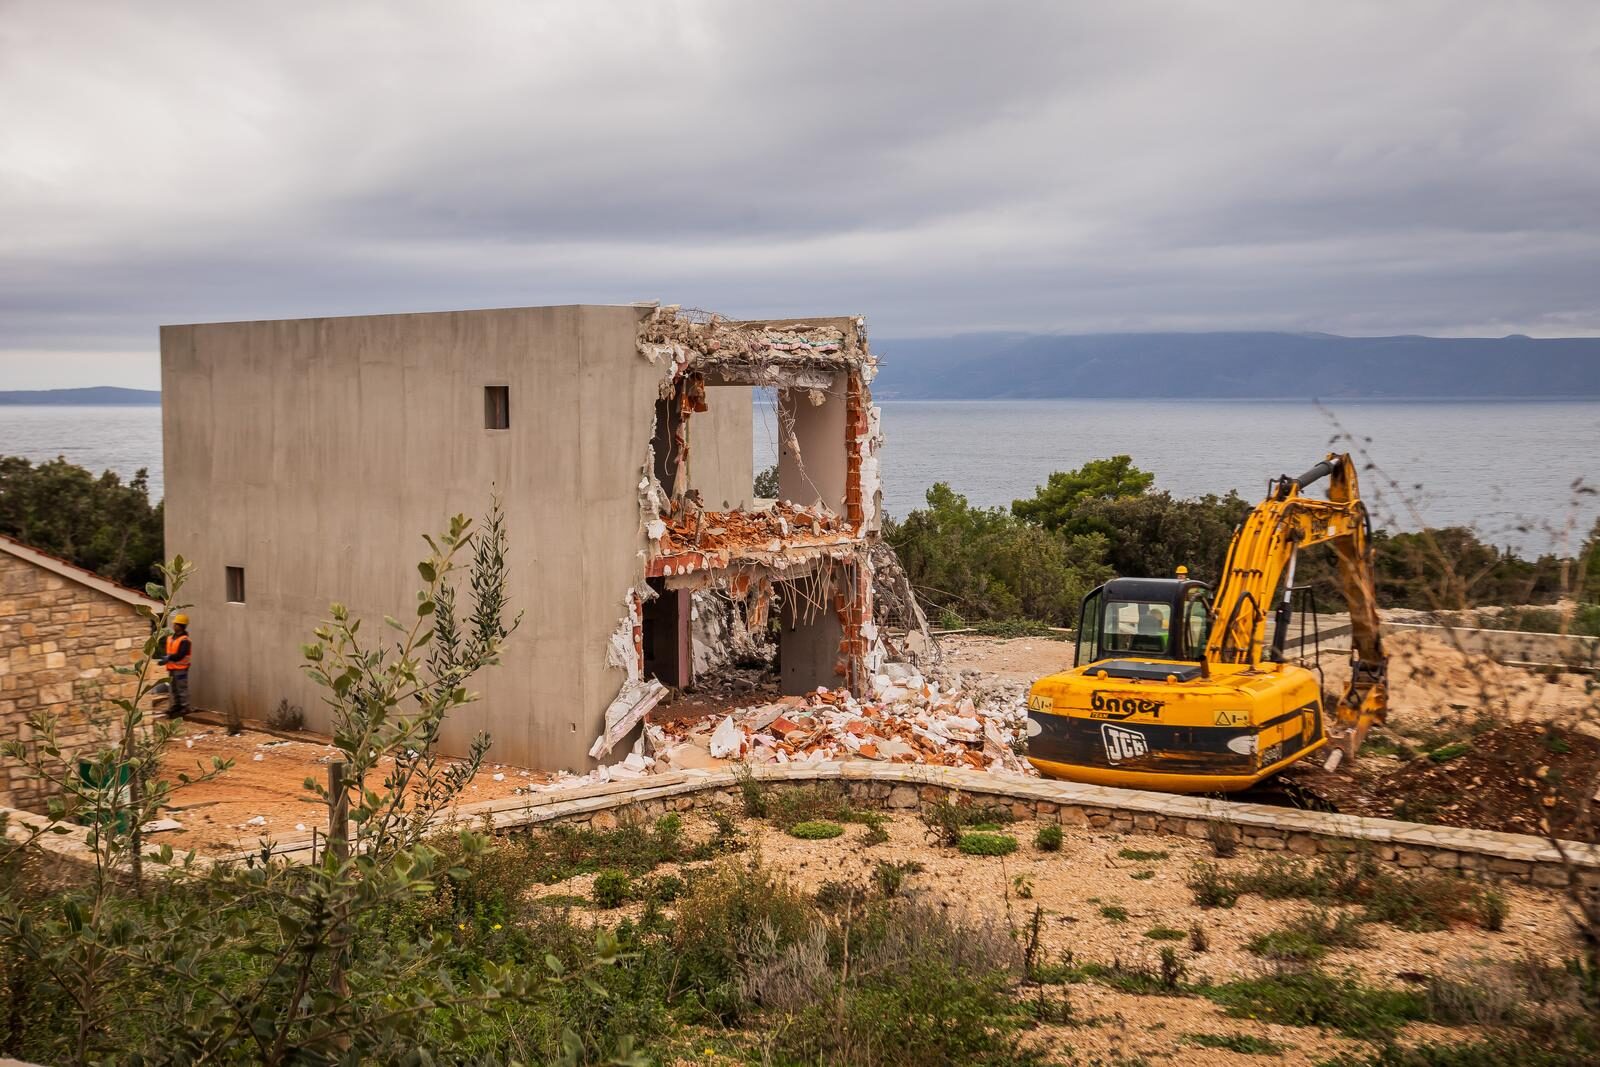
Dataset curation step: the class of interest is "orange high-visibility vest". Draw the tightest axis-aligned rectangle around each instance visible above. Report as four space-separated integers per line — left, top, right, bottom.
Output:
164 634 191 672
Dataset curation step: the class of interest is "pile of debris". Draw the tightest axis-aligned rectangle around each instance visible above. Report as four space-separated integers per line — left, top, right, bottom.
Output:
653 499 854 557
643 663 1034 776
1339 722 1600 842
636 307 869 381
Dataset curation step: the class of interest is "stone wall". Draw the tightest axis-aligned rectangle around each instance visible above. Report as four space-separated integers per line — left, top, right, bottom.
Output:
0 551 153 809
422 763 1600 894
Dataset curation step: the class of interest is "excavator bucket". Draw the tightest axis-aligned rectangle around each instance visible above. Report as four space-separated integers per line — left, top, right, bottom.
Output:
1324 659 1388 770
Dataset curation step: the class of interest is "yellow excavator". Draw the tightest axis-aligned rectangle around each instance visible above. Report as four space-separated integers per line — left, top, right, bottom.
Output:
1025 453 1388 793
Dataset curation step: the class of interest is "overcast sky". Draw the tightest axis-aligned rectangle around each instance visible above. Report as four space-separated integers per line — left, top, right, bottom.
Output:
3 1 1599 388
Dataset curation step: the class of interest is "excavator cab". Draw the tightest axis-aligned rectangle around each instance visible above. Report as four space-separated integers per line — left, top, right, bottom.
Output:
1075 577 1212 670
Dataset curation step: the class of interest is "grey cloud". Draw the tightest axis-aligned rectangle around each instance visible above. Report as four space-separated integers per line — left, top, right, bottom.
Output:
2 0 1599 388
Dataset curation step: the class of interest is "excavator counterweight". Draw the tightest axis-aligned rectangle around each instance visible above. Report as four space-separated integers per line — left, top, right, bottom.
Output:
1026 453 1387 793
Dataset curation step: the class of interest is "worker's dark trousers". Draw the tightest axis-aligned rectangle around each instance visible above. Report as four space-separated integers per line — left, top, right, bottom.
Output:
168 669 190 718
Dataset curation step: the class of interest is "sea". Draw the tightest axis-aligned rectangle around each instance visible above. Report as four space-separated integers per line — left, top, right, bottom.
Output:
5 400 1599 554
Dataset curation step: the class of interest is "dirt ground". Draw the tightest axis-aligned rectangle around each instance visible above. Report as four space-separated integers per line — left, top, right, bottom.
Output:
153 726 548 853
1319 629 1595 731
940 632 1076 682
535 811 1584 1067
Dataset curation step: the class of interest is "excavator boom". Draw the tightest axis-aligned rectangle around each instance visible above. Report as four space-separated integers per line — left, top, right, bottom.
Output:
1205 453 1387 763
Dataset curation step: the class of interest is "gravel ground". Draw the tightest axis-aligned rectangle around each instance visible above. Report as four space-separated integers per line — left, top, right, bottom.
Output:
532 809 1584 1063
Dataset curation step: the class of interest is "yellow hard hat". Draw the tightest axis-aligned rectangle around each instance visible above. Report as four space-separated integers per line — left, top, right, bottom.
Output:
173 613 190 626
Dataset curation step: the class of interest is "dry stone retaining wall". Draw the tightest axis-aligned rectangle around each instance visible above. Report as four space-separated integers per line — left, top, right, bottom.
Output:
449 763 1600 892
9 761 1596 896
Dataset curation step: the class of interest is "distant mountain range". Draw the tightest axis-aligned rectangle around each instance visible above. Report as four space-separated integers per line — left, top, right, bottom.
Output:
869 332 1600 399
0 386 160 405
10 333 1600 403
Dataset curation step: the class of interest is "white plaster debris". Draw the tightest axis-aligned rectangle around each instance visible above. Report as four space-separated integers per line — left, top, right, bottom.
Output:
708 715 743 759
245 815 266 827
492 772 505 782
637 661 1033 777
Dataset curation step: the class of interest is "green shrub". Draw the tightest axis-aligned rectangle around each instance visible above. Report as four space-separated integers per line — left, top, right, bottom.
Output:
1099 904 1128 922
1319 1036 1599 1066
1185 852 1503 933
1479 889 1509 932
670 859 812 1021
957 832 1018 856
1184 1033 1286 1055
815 880 868 909
418 830 541 930
1362 871 1496 932
1118 848 1169 862
1249 907 1369 961
971 618 1067 639
1186 862 1240 908
872 860 923 898
592 869 630 909
920 793 1015 848
526 811 692 882
790 820 845 840
759 905 1036 1067
638 873 684 904
1034 824 1063 852
768 783 850 829
1428 741 1472 763
1247 929 1328 962
1130 870 1155 880
1075 958 1167 995
1200 969 1427 1039
1144 926 1185 941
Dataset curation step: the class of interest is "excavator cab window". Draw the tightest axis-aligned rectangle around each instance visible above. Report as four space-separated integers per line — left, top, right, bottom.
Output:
1180 588 1211 658
1103 601 1173 657
1074 588 1102 668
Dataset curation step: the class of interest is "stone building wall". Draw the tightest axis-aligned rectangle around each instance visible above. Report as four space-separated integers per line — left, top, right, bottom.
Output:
0 545 156 809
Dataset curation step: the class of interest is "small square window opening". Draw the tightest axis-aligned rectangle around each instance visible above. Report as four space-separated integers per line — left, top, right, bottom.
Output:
484 385 510 429
226 566 246 604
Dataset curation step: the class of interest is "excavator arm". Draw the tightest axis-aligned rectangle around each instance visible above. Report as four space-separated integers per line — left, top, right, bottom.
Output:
1205 453 1388 767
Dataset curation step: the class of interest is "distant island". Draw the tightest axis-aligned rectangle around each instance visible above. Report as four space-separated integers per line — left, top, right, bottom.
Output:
870 332 1600 400
0 386 160 405
12 332 1600 403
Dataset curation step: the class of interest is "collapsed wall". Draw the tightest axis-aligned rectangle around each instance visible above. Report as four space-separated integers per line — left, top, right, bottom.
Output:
579 306 1007 784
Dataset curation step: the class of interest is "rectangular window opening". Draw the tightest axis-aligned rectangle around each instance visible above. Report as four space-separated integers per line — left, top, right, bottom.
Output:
484 385 510 430
226 566 246 604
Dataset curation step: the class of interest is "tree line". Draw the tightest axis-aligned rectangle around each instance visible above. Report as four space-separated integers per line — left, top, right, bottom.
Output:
0 455 163 588
885 455 1592 630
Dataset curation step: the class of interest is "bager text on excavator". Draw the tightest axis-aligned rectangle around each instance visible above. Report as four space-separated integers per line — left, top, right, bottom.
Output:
1025 453 1388 793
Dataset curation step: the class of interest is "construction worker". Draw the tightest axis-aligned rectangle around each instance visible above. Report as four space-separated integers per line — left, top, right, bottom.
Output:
160 614 193 718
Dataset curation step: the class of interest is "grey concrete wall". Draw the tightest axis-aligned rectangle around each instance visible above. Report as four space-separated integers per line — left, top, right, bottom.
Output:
162 304 682 771
779 588 844 694
687 385 752 512
777 376 846 514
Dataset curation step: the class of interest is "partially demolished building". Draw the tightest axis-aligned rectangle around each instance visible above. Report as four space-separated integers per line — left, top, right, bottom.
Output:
162 303 890 772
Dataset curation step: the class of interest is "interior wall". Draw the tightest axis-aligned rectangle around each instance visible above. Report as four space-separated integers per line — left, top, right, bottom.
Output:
777 376 846 515
687 384 753 511
778 591 843 694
